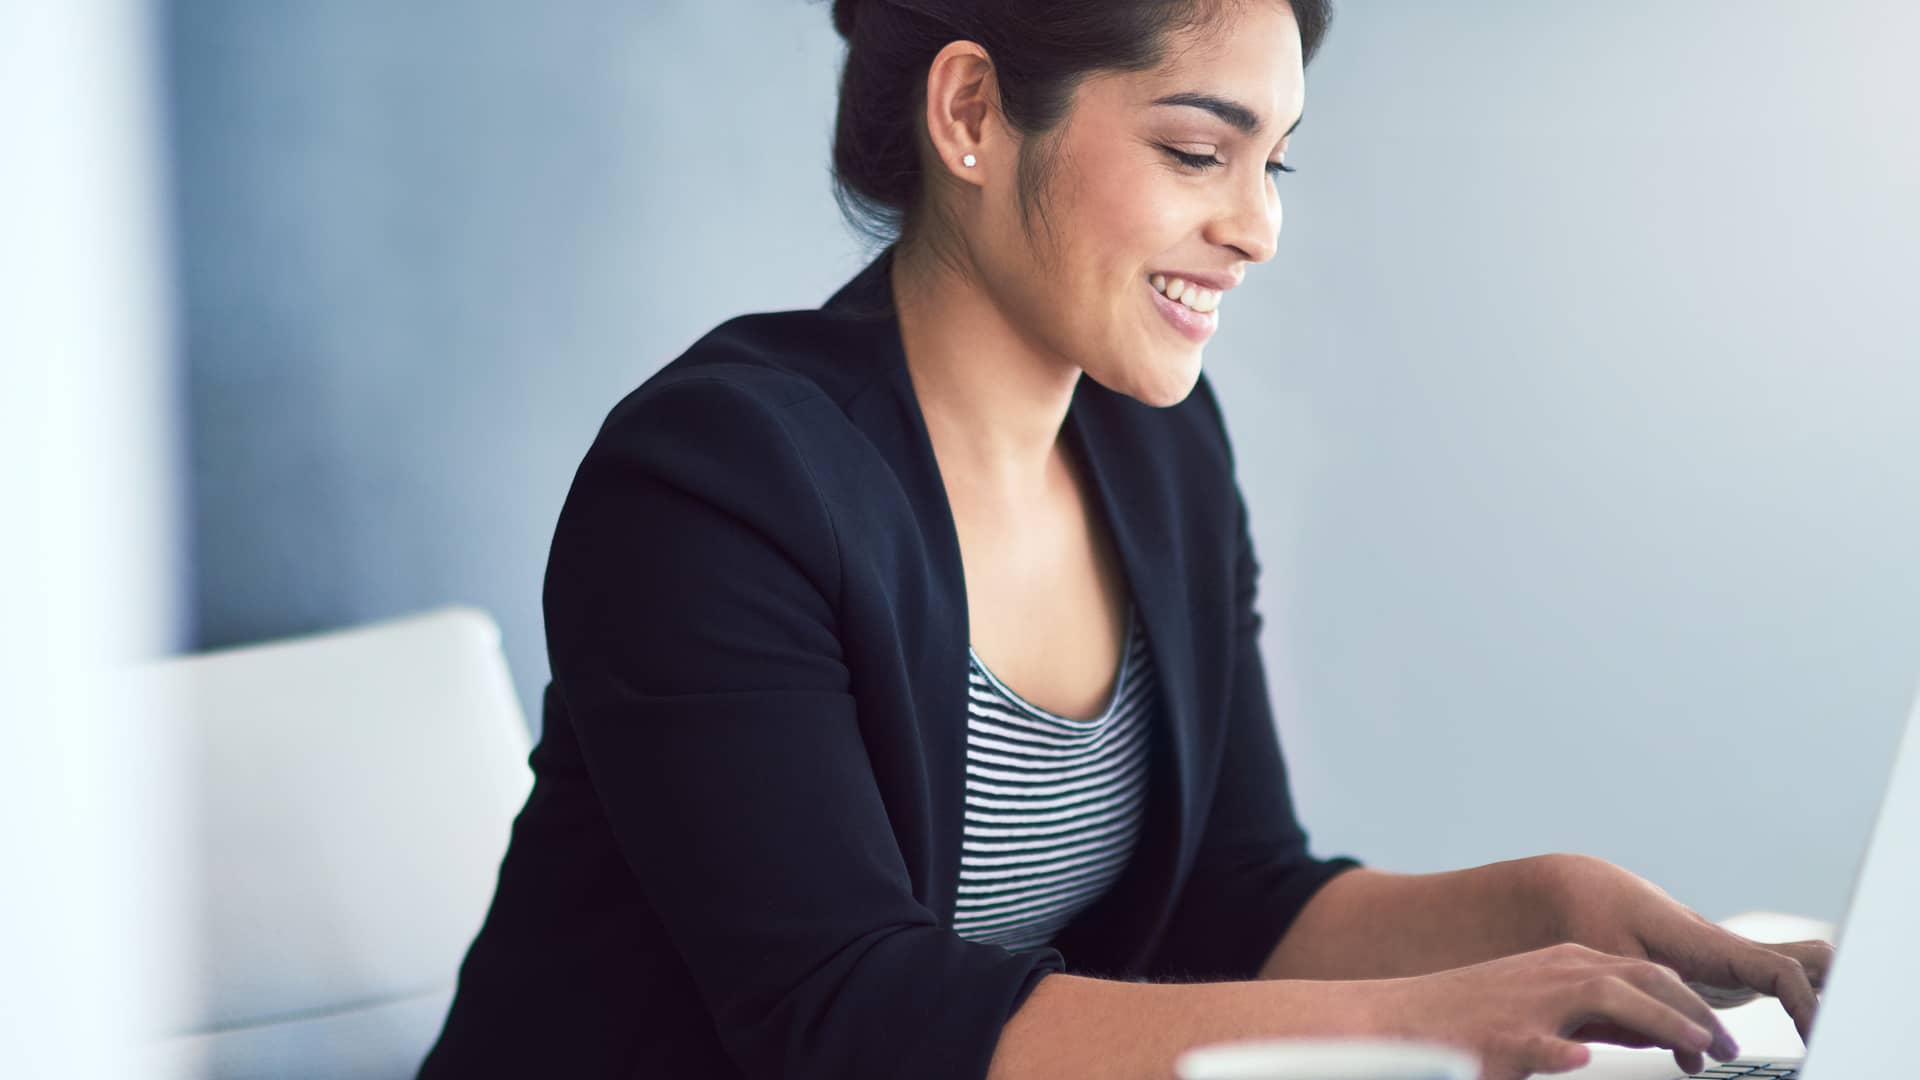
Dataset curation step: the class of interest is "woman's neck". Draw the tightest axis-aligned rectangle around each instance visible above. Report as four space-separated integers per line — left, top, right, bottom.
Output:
890 242 1081 503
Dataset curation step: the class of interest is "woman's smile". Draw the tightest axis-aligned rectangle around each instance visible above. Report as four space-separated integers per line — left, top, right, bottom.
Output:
1145 274 1219 343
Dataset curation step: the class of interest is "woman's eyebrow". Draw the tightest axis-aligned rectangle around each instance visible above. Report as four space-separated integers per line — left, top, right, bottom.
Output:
1150 92 1304 138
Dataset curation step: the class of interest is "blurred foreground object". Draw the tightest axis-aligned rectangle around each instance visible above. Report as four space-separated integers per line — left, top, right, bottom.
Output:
0 1 186 1077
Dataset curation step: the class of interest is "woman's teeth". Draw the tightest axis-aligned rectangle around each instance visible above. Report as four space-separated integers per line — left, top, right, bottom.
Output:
1149 273 1221 314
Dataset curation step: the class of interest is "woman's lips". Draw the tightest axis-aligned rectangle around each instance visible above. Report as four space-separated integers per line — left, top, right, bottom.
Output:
1147 277 1217 344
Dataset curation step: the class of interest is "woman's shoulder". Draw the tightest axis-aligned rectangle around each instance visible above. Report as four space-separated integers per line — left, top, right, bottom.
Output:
605 299 876 432
610 305 892 428
553 306 899 589
543 316 857 633
579 305 894 481
563 301 1248 549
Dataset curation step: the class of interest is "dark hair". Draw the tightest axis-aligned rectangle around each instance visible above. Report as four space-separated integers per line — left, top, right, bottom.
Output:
823 0 1333 252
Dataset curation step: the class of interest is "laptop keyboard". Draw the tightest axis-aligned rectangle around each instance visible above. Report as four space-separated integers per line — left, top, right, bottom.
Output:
1689 1064 1797 1078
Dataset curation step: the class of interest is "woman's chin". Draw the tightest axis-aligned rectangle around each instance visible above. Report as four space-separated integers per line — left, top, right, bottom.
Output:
1084 352 1203 409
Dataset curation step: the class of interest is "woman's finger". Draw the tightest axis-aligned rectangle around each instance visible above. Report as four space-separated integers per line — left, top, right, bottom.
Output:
1684 978 1762 1009
1673 929 1829 1012
1565 1020 1706 1076
1619 962 1739 1060
1523 1033 1594 1077
1768 939 1836 990
1559 975 1717 1059
1725 945 1822 1043
1565 1020 1658 1048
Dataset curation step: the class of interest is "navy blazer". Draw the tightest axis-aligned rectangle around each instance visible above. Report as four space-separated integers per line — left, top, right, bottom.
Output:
418 244 1361 1080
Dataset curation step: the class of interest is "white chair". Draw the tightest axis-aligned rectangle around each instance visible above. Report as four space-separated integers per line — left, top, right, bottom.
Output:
127 607 533 1079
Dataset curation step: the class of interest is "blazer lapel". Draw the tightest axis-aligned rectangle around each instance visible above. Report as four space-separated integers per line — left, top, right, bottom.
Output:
825 245 976 920
1045 381 1200 972
823 244 1206 972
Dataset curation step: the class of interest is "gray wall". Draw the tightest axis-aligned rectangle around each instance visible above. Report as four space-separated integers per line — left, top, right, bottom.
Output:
167 1 1919 925
165 0 862 728
1238 2 1920 922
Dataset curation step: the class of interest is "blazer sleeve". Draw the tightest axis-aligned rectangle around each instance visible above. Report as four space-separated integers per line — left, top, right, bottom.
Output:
543 375 1066 1080
1143 387 1364 982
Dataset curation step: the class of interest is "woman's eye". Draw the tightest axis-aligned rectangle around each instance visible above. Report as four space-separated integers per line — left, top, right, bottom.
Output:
1164 146 1225 171
1161 145 1297 178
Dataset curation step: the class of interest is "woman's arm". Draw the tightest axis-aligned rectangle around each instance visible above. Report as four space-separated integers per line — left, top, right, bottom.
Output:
549 376 1067 1080
991 935 1742 1080
987 973 1382 1080
1256 856 1567 981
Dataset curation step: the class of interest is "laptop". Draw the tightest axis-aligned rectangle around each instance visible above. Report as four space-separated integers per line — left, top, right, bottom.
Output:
1566 683 1920 1079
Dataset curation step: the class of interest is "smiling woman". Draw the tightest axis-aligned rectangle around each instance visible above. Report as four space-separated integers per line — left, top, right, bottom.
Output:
830 0 1325 406
414 3 1826 1080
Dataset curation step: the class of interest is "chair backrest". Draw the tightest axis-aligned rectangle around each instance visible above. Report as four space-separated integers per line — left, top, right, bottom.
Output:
129 606 533 1078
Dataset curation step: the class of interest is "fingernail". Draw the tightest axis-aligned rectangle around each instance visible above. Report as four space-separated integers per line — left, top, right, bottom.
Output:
1713 1033 1739 1060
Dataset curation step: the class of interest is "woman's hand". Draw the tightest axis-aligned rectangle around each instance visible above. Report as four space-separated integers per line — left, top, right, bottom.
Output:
1538 853 1832 1043
1374 942 1741 1079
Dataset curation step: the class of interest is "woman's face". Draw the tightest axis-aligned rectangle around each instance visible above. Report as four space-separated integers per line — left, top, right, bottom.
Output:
975 3 1306 407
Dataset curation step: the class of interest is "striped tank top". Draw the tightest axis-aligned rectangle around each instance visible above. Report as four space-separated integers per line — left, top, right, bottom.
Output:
950 604 1156 949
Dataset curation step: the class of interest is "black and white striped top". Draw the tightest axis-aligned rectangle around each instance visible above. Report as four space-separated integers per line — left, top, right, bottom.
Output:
951 605 1156 950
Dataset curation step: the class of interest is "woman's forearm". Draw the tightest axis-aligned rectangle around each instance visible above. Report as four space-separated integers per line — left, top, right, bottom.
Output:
1255 856 1571 981
986 856 1573 1079
987 972 1384 1080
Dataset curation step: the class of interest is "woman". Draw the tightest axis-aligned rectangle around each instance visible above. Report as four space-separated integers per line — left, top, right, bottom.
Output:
419 2 1830 1078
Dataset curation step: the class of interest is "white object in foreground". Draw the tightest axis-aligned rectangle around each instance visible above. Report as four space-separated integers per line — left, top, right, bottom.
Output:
1175 1037 1479 1080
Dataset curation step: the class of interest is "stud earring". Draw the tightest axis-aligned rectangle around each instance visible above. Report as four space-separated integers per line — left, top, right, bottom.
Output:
962 153 977 168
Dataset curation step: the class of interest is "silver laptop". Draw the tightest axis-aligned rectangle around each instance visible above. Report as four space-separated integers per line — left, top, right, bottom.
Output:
1568 683 1919 1079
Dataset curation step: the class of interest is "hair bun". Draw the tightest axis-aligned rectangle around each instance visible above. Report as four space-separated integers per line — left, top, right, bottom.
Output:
831 0 862 40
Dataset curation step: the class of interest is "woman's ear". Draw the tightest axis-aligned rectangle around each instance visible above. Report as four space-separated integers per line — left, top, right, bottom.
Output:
921 39 1002 187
